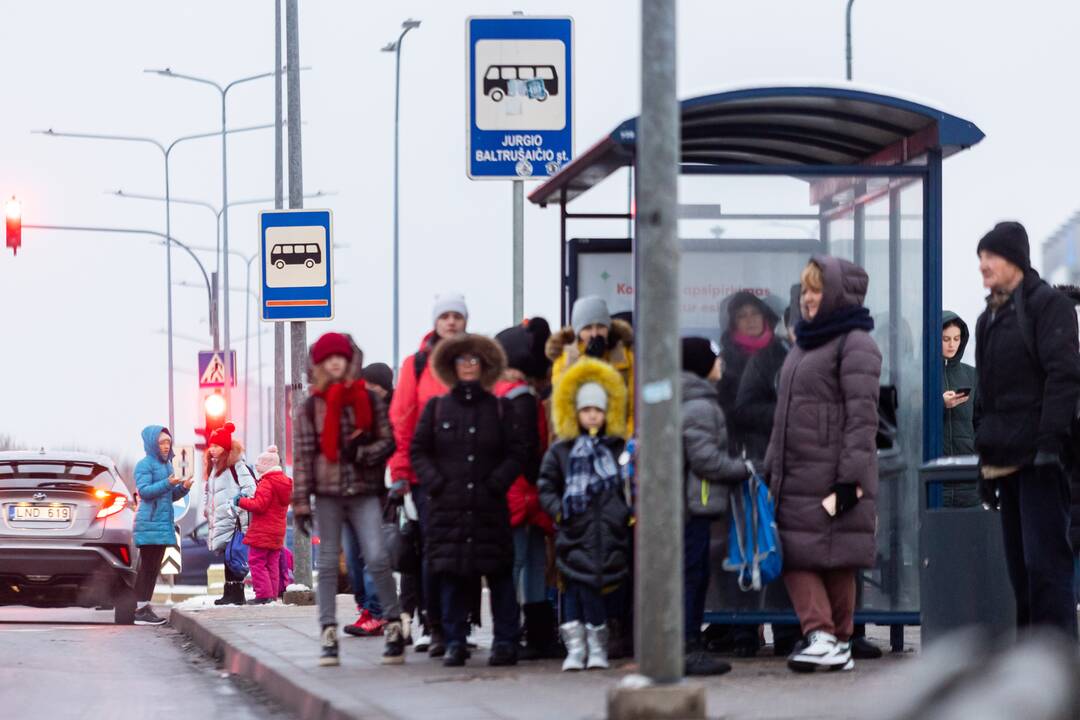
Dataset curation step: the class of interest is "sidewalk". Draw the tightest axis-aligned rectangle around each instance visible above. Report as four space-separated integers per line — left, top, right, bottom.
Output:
170 595 919 720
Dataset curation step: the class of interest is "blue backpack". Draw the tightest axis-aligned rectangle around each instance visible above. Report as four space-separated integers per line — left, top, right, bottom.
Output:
723 474 782 591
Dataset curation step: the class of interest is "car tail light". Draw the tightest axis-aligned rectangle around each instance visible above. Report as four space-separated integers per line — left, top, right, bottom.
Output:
95 489 128 519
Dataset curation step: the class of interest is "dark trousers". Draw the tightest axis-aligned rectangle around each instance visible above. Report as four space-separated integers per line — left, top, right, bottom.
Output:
135 545 166 602
784 569 856 640
564 580 607 626
684 516 712 642
411 483 443 632
440 571 519 646
999 466 1078 636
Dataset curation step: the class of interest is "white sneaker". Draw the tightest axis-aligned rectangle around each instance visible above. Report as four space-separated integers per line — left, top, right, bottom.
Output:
414 633 432 653
829 640 854 671
788 630 844 672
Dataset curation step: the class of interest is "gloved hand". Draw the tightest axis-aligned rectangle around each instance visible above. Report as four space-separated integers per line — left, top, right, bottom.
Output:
584 335 607 358
978 474 1000 511
387 479 410 503
231 494 243 508
344 431 368 462
294 512 313 536
833 483 860 515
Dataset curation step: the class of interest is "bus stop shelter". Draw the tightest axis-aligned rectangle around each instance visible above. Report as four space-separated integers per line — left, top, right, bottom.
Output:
529 84 985 650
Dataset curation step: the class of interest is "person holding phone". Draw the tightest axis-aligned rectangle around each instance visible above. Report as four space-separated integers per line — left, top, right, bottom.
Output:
942 312 978 456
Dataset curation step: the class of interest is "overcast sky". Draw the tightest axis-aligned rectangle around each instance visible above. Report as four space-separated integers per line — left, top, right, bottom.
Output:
2 1 1076 465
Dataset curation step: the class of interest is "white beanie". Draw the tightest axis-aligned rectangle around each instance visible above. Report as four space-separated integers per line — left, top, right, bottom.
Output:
255 445 281 477
432 292 469 325
576 382 608 412
571 296 612 336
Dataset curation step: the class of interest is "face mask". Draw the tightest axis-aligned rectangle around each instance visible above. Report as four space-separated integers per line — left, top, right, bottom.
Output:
585 336 607 358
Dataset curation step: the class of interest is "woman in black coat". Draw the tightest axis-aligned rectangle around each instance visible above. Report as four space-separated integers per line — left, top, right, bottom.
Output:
410 333 525 667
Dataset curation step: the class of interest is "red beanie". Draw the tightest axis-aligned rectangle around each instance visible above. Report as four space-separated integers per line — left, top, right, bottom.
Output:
311 333 354 366
209 421 235 451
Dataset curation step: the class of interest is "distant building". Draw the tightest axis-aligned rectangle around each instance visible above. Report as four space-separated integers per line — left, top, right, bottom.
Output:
1042 211 1080 286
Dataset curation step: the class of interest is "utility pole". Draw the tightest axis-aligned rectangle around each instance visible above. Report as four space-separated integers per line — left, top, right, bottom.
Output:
286 0 312 589
846 0 855 81
273 0 286 455
513 181 524 323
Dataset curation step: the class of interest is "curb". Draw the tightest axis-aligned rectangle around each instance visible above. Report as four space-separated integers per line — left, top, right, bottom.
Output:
169 608 396 720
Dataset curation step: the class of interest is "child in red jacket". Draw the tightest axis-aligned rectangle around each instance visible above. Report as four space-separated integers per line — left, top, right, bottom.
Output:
235 445 293 604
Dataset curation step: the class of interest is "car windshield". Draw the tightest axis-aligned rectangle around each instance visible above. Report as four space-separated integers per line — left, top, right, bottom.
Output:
0 461 112 485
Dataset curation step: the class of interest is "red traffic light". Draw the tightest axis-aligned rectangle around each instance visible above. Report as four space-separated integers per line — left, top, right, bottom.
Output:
6 197 21 255
203 390 227 440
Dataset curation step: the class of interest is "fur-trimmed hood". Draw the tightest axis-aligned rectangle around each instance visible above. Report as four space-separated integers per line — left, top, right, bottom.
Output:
552 356 628 441
545 318 634 362
430 333 507 390
308 334 364 391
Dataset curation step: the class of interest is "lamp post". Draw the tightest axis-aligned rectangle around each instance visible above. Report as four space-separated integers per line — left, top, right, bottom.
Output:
382 18 421 373
143 66 300 412
31 126 260 433
846 0 855 81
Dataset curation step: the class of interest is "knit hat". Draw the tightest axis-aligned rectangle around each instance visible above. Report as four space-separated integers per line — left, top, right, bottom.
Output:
310 332 354 365
255 445 281 476
576 381 608 412
977 221 1030 272
209 421 235 451
361 363 394 394
571 296 612 336
495 317 553 379
681 337 718 379
432 292 469 324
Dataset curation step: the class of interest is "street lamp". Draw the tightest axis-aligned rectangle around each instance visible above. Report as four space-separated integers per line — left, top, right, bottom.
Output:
143 65 305 411
33 122 271 433
382 18 421 373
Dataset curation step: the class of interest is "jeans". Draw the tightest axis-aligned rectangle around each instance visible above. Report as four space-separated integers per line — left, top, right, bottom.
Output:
564 580 606 626
342 522 381 616
683 516 712 642
135 545 165 603
999 466 1078 636
441 572 518 646
315 494 401 628
249 546 282 600
513 526 548 604
411 483 442 632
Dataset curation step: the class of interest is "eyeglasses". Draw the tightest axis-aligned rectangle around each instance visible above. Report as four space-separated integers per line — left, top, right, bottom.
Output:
455 355 481 367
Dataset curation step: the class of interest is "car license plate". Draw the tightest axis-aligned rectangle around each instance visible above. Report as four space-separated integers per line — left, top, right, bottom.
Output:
9 505 72 522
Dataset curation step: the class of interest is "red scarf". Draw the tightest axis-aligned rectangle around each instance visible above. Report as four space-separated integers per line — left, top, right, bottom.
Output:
732 325 774 356
315 379 373 462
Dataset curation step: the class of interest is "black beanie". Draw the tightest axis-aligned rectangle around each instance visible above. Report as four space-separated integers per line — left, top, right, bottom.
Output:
681 337 717 379
977 221 1030 272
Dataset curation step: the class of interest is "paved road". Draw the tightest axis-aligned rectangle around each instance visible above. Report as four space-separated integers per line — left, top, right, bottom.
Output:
0 607 293 720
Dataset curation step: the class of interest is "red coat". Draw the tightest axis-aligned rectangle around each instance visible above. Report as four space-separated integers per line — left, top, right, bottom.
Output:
238 470 293 549
389 333 451 485
494 378 554 535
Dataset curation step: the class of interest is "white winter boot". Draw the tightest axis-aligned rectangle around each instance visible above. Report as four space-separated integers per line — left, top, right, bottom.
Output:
585 624 610 670
560 621 586 671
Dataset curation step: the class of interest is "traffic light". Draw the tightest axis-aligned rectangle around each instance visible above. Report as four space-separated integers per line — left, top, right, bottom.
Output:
203 389 227 440
6 197 21 255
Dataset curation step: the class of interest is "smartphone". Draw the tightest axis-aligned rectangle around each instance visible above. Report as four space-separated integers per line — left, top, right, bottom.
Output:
954 387 972 397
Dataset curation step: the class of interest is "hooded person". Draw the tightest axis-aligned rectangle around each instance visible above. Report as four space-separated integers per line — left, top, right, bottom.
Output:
942 311 978 456
494 318 560 660
389 292 468 655
765 255 882 673
203 420 256 606
132 425 191 625
409 333 526 668
546 296 635 433
292 332 405 667
538 357 632 672
236 445 292 604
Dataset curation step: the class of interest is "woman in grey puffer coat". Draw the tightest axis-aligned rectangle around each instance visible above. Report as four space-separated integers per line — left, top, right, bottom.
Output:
203 421 256 605
765 255 881 673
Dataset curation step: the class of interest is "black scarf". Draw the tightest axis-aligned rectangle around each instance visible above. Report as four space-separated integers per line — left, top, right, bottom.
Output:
795 305 874 350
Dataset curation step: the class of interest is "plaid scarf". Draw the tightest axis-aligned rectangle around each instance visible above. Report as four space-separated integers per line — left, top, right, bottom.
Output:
563 435 621 520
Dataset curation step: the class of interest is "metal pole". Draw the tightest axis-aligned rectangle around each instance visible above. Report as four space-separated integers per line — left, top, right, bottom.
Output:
636 0 682 682
244 259 252 449
391 37 402 372
846 0 855 81
164 155 175 434
286 0 312 589
221 89 233 418
512 180 524 323
274 0 286 454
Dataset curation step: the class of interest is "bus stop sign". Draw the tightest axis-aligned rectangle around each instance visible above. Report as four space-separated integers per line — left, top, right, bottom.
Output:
260 209 334 321
467 16 573 180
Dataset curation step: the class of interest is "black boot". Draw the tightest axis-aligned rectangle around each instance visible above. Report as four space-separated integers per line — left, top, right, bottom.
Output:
489 641 518 667
428 626 447 658
607 617 632 660
519 602 561 661
214 581 245 606
685 639 732 676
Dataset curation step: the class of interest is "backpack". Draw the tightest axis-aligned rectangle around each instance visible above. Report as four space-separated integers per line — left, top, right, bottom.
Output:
722 473 782 591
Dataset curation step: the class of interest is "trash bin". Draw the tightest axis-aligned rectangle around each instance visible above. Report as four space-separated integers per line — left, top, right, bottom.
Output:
919 457 1015 646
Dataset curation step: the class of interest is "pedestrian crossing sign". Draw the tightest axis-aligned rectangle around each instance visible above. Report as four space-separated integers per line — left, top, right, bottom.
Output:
197 350 237 389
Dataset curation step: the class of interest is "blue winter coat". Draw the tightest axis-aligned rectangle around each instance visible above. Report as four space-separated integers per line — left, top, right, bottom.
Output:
133 425 189 547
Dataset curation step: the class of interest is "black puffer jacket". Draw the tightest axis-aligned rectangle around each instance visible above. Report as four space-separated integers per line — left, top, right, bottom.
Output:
410 381 524 577
942 311 977 457
1054 285 1080 551
538 436 631 590
974 271 1080 467
733 339 790 462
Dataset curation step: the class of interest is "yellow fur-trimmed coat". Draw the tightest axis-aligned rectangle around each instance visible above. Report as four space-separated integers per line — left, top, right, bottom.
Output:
546 319 635 434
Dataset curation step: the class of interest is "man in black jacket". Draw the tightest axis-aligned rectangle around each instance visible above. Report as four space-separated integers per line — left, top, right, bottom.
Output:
974 221 1080 636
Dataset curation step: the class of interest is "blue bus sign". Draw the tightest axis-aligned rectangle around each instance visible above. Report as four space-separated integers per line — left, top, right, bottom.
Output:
260 209 334 322
467 16 573 180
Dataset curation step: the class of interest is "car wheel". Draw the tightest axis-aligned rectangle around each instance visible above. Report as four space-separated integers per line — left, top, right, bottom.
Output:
490 89 504 102
275 260 285 269
305 259 314 268
114 585 136 625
